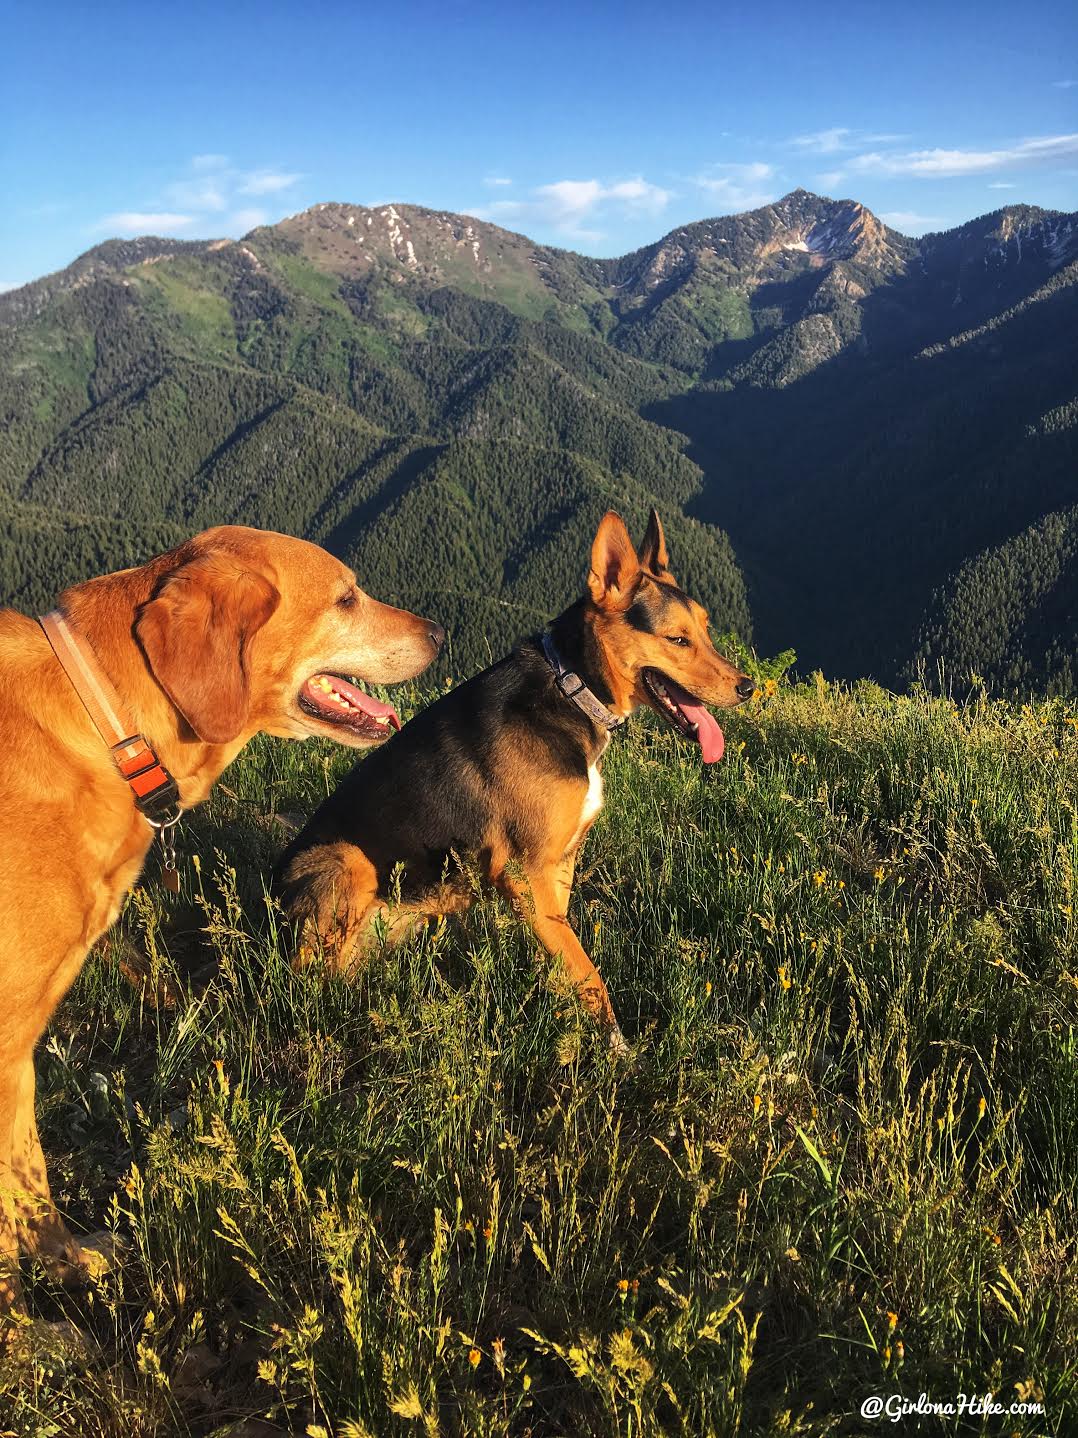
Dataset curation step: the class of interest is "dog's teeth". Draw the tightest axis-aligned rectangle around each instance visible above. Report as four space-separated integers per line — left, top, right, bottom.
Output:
375 715 389 726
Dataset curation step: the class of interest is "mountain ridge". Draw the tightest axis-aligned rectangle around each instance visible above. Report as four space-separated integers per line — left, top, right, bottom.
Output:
1 189 1075 687
6 189 1075 322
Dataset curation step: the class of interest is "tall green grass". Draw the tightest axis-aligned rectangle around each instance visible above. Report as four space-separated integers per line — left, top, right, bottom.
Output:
3 680 1076 1435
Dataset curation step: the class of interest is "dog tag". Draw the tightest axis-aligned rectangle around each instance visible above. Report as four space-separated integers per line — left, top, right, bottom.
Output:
158 818 181 895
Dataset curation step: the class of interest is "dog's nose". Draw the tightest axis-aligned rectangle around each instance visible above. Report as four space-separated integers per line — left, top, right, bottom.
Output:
429 623 446 651
735 675 755 701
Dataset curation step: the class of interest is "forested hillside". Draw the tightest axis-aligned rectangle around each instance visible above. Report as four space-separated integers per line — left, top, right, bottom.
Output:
0 212 748 670
911 492 1078 694
1 191 1075 685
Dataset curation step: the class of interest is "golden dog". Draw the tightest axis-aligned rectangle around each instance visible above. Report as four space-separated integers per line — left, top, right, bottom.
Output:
0 524 441 1310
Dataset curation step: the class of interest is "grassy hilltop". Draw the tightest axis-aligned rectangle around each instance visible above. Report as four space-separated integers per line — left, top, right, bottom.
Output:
3 677 1077 1435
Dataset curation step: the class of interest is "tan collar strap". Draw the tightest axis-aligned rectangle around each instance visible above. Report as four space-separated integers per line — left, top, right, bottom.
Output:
38 609 181 823
541 632 625 734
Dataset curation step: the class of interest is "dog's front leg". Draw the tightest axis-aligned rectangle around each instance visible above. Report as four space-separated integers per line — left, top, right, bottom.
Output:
498 866 627 1054
0 1056 26 1314
11 1053 117 1289
12 1053 71 1258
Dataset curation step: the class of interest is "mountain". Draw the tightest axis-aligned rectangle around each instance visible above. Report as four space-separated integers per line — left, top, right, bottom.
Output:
623 193 1077 682
0 207 750 670
1 190 1075 686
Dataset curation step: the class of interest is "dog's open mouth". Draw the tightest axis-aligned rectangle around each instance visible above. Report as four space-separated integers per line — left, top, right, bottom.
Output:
298 673 401 742
642 668 725 764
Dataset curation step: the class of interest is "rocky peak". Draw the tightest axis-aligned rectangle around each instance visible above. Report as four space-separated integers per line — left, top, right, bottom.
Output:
264 201 521 281
613 191 910 295
769 193 908 271
990 206 1077 267
920 203 1078 276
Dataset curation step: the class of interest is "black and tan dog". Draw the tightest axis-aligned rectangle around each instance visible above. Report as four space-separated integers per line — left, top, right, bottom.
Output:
276 510 753 1047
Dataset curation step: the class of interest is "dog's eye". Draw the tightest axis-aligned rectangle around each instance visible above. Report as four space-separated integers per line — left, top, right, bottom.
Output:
666 635 690 647
338 590 358 609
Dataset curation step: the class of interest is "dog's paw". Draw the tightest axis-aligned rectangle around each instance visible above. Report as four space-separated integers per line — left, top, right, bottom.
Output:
69 1231 125 1284
606 1023 631 1060
36 1231 125 1289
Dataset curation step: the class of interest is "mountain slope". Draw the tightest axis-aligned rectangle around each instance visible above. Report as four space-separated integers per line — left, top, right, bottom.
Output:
0 220 748 665
911 494 1078 694
1 191 1075 684
632 195 1078 678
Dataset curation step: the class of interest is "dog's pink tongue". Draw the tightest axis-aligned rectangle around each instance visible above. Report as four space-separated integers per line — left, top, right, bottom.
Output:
686 704 725 763
665 681 725 763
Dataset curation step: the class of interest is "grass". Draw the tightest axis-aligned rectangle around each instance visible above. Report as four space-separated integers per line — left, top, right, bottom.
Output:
3 678 1077 1436
135 266 239 362
678 283 754 346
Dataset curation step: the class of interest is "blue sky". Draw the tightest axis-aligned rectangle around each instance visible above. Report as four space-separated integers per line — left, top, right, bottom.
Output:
2 0 1076 290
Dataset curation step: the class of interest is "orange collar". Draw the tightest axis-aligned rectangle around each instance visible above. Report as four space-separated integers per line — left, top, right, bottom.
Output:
38 609 181 825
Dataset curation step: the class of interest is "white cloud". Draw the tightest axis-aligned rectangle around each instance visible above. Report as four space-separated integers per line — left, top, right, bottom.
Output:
879 210 946 233
95 211 196 236
988 181 1017 189
483 175 512 187
0 281 18 293
536 176 671 224
227 207 269 232
238 170 303 195
690 162 777 213
792 128 853 154
165 176 229 211
792 128 908 154
473 174 672 243
846 133 1078 178
93 156 303 240
816 170 847 190
606 178 672 210
1052 79 1078 89
534 178 604 222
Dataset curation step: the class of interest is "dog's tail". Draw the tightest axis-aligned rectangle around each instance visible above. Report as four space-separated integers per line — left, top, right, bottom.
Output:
272 840 378 971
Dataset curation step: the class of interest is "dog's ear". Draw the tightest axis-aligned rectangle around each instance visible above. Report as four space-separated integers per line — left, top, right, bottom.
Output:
638 508 671 578
588 511 642 610
137 553 280 744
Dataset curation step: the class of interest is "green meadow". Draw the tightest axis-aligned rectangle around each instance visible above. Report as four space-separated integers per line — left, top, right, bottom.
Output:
3 677 1076 1436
